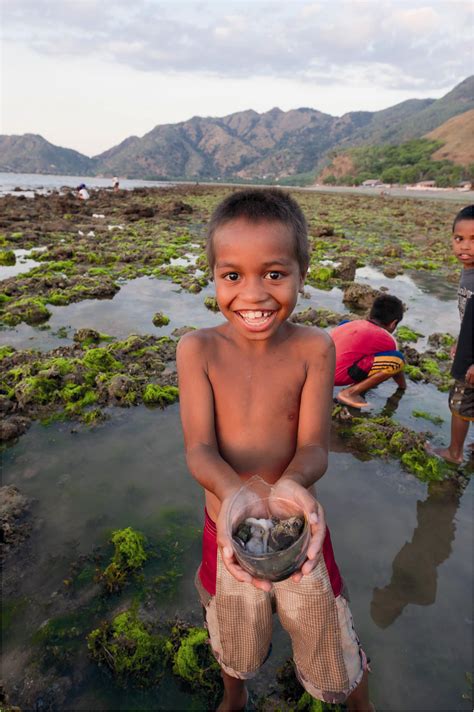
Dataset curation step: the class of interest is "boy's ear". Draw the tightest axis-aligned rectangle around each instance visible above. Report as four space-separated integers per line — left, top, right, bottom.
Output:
388 319 399 333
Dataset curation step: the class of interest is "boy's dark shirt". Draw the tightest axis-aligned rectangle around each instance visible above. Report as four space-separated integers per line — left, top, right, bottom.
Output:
452 295 473 381
458 267 474 320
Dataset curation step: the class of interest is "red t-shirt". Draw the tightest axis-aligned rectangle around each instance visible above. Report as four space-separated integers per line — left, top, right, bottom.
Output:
331 320 397 386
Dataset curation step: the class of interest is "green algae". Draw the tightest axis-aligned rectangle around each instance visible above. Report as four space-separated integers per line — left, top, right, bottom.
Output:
81 407 106 425
335 414 448 482
152 311 170 327
412 410 444 425
405 364 423 381
310 265 334 283
396 326 423 342
87 608 168 685
421 358 442 377
100 527 148 593
0 250 16 266
204 295 220 312
15 375 59 405
82 347 121 378
33 604 107 675
172 626 220 691
143 384 179 406
2 297 51 326
0 345 15 360
400 449 445 481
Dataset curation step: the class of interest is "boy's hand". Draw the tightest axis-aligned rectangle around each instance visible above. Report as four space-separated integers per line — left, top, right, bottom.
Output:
450 343 457 359
271 478 326 582
465 364 474 385
216 489 274 592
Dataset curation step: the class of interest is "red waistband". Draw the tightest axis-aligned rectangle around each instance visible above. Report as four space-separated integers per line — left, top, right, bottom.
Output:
199 508 342 597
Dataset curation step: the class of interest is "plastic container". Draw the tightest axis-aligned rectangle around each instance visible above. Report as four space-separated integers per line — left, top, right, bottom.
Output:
227 476 310 582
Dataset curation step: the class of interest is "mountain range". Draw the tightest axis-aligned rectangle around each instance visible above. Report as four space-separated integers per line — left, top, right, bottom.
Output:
1 76 472 182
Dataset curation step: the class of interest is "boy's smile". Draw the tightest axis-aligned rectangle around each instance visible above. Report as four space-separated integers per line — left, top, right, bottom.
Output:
213 217 304 340
452 219 474 268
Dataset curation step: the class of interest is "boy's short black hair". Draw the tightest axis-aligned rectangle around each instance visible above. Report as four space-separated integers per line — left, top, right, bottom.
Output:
453 205 474 231
369 294 404 325
206 188 309 275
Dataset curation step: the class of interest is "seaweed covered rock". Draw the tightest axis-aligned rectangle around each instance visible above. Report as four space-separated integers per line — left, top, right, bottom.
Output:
401 338 453 391
73 328 101 344
291 307 353 328
342 283 381 311
2 297 51 326
334 256 357 282
107 374 138 406
0 250 16 266
87 608 168 685
152 311 170 327
0 334 179 437
0 415 30 442
0 485 34 562
170 624 220 693
203 296 220 312
334 415 447 482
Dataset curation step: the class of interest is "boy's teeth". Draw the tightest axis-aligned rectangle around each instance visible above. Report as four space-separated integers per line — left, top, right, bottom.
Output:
240 310 271 319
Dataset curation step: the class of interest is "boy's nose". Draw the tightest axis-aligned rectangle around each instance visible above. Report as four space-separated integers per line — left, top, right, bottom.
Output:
241 277 269 303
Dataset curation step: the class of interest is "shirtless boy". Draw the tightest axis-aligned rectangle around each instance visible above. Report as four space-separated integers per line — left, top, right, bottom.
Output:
177 189 373 711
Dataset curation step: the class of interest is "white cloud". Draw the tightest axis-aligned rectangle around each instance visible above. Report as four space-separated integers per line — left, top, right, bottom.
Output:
2 0 472 89
1 0 471 154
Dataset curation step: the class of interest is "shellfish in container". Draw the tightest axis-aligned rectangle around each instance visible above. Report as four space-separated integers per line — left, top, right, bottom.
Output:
227 476 310 582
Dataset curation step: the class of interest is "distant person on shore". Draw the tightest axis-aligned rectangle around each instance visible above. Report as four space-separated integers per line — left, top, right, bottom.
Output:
76 183 89 200
113 176 120 192
427 205 474 464
331 294 406 408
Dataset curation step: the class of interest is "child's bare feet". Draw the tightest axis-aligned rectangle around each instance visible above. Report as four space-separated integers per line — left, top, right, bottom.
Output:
337 388 371 408
425 442 463 465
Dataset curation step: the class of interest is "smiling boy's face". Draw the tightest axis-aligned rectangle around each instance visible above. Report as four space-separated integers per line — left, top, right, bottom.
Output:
452 219 474 268
213 217 305 340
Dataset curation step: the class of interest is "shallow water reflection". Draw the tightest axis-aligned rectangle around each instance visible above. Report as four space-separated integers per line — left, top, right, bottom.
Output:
370 477 468 629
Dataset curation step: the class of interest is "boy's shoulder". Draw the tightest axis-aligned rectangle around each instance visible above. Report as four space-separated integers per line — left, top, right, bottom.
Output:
286 322 334 354
177 325 221 349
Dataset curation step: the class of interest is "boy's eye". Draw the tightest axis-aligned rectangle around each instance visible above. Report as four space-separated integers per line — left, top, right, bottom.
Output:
265 271 283 280
224 272 239 281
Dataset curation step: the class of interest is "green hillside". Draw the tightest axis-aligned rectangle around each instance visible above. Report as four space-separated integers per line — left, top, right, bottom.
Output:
322 139 474 187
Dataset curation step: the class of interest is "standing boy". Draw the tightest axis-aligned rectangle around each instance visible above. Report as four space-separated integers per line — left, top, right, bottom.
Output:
177 189 373 711
427 205 474 463
331 295 406 408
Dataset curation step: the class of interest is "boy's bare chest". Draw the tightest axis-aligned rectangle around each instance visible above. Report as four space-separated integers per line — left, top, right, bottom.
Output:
208 348 306 415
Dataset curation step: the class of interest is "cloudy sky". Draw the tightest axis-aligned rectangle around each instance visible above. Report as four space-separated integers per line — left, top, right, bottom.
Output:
1 0 472 156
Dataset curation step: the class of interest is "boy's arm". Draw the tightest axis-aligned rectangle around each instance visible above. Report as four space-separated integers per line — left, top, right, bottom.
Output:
177 332 273 591
274 330 335 578
279 330 335 488
176 332 241 501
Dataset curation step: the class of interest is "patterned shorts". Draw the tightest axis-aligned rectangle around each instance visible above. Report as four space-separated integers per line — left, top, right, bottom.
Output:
195 551 366 704
449 380 474 420
348 349 405 383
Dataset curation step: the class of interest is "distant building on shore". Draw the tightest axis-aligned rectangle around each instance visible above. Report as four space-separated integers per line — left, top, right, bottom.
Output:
361 179 383 187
